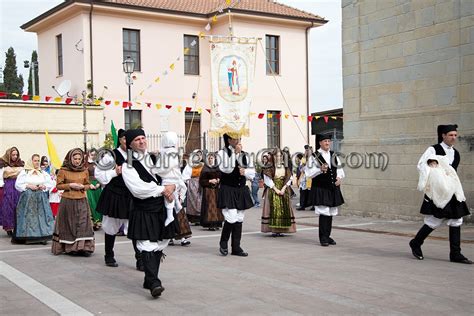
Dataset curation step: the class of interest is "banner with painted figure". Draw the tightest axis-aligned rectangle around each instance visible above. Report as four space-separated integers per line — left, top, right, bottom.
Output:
210 40 257 137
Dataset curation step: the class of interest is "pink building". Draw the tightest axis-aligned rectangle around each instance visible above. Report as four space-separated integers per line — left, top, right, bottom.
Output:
22 0 327 154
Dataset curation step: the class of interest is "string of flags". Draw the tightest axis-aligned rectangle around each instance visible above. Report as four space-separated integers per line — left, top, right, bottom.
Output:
0 90 342 122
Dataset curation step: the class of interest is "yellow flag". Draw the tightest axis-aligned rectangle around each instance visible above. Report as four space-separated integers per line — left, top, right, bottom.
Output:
33 95 40 101
284 114 289 119
154 77 160 83
170 63 175 70
45 131 62 170
226 0 231 5
212 15 218 22
114 101 120 106
198 31 205 38
300 115 305 121
177 106 182 112
11 93 20 97
197 107 202 114
268 113 273 119
54 97 62 102
156 104 162 110
136 101 141 106
183 48 190 54
94 99 101 105
331 116 337 120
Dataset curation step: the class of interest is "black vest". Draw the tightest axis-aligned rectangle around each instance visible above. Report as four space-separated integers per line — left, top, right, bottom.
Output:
105 148 128 194
311 151 338 189
432 144 460 171
220 148 249 188
131 154 164 212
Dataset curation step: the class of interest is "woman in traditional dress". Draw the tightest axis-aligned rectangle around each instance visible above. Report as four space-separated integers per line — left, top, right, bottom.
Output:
40 156 51 174
0 147 25 236
85 149 103 230
261 148 297 237
199 152 223 231
182 150 204 225
12 154 55 244
51 148 95 256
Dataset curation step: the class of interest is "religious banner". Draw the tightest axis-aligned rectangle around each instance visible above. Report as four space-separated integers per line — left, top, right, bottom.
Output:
209 40 257 137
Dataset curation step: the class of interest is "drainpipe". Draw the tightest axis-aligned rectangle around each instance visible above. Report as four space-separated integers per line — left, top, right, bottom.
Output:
305 22 314 145
89 1 94 99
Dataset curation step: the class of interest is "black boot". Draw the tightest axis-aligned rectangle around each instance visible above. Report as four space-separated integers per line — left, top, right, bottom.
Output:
219 221 233 256
142 251 165 298
327 216 336 245
104 234 118 267
132 239 144 271
319 215 329 246
409 224 433 260
449 226 473 264
231 222 248 257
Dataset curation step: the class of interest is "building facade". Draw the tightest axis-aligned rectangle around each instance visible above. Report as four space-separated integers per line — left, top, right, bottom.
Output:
341 0 473 220
22 0 327 155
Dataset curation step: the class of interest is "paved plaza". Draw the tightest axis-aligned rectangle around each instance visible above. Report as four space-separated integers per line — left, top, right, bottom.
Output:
1 201 473 315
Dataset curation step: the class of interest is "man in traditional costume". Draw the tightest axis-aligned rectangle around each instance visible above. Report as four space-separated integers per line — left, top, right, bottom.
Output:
217 134 255 257
95 129 143 269
121 129 176 297
409 124 471 264
305 134 345 247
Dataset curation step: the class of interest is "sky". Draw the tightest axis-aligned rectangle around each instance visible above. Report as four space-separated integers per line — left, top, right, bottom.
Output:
0 0 342 112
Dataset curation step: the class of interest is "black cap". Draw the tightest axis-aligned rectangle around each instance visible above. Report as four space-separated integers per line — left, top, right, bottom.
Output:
437 124 457 143
317 134 332 142
126 129 146 149
117 129 126 138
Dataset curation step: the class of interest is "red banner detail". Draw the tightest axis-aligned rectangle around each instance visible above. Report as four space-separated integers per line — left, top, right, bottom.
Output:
185 107 192 112
146 102 151 108
275 113 281 119
308 116 313 122
323 116 329 123
165 105 172 109
206 109 211 113
258 113 264 119
45 96 52 102
22 95 29 101
0 92 6 97
105 100 111 105
65 97 73 104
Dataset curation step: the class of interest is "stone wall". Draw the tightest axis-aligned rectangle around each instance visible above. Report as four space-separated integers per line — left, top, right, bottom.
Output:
0 102 105 160
341 0 473 220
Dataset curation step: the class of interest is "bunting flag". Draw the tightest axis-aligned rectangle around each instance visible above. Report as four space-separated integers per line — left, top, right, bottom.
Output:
45 131 62 170
111 120 118 148
0 92 7 97
0 91 343 123
22 95 29 101
205 23 211 31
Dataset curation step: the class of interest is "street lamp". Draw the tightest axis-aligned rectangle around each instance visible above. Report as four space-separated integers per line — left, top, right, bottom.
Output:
122 56 135 129
24 60 39 95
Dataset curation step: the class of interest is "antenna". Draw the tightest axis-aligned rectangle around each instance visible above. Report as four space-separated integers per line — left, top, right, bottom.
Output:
52 79 71 97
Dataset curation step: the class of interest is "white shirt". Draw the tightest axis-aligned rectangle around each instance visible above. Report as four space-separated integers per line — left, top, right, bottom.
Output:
95 147 128 186
0 167 4 187
15 170 55 192
304 148 345 179
418 142 455 175
263 167 293 189
217 146 255 180
122 150 165 199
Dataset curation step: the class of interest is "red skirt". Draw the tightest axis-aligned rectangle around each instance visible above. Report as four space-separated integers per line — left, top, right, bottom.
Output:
50 203 60 217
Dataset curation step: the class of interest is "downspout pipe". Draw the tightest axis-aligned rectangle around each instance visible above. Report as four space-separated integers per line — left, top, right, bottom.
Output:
305 22 314 145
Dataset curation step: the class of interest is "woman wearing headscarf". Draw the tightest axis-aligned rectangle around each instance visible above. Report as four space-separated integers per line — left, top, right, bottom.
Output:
85 149 103 231
40 156 51 174
0 147 25 236
182 150 204 225
12 154 55 244
51 148 95 256
199 152 223 231
261 148 297 236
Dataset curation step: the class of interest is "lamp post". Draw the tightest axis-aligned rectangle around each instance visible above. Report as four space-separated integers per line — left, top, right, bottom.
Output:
122 56 135 129
81 90 91 152
23 60 38 95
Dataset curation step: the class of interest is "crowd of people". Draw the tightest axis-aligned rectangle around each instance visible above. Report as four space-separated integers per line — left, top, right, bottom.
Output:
0 124 471 298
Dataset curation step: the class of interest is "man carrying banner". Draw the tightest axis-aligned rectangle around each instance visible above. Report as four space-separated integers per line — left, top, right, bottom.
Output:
217 134 255 257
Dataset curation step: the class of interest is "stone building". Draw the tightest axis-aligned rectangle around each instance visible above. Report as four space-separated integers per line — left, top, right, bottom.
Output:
341 0 473 220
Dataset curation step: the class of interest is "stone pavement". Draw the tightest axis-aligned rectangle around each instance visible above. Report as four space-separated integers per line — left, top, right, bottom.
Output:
0 199 473 315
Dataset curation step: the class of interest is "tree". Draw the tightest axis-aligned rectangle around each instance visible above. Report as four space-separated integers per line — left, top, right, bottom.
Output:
27 50 39 95
2 47 23 97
